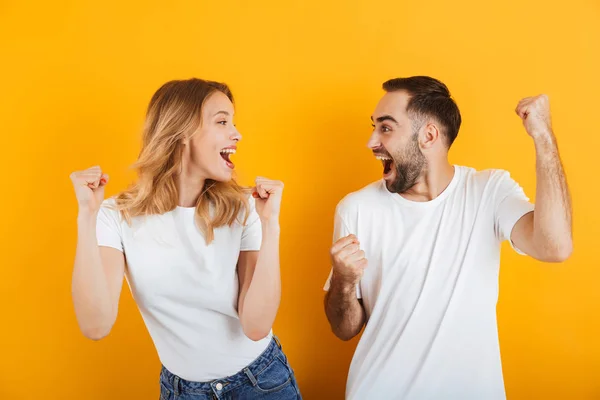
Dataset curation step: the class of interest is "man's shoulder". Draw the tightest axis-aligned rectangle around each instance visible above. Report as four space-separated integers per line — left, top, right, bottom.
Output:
336 180 386 215
457 165 513 187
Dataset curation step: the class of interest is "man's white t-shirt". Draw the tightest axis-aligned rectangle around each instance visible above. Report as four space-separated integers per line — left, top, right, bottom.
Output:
324 165 535 400
96 196 272 382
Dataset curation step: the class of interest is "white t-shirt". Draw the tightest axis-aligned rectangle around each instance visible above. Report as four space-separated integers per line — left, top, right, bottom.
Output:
324 165 535 400
96 196 272 382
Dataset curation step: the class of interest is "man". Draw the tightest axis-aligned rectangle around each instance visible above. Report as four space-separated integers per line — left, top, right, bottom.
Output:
323 76 572 399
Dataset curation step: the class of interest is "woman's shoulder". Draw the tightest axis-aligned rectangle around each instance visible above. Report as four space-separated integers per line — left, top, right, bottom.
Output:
101 197 117 206
98 197 122 221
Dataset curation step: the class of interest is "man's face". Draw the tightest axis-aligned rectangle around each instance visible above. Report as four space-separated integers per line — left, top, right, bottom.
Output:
368 91 426 193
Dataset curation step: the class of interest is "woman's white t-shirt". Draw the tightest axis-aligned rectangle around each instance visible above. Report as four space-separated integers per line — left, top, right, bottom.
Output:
96 196 271 382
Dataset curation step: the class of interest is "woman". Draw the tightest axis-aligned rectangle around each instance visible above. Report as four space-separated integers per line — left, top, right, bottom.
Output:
70 78 301 399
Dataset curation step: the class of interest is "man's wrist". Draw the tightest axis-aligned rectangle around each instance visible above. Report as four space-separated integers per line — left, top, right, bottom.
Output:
331 271 358 294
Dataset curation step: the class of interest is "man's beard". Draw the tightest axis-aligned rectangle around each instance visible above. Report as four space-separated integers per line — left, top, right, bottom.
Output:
386 134 426 194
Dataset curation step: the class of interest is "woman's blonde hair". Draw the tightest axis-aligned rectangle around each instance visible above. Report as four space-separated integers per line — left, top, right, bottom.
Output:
115 78 249 243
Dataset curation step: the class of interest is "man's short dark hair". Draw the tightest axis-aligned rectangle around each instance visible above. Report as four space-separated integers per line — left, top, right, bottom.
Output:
383 76 462 147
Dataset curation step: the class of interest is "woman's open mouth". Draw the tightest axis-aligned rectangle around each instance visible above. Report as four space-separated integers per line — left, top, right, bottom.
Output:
220 147 236 169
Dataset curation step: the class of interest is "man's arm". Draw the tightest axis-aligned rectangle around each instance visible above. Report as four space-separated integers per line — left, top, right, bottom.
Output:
325 272 366 341
324 234 368 341
511 95 573 262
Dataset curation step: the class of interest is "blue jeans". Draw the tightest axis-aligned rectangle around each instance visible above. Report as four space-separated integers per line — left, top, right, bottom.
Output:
159 337 302 400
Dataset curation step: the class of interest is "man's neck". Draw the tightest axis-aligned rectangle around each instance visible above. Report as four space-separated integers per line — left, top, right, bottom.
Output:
400 160 455 202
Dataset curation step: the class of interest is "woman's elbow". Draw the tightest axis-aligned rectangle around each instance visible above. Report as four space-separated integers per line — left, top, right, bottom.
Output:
240 318 271 341
76 315 115 341
242 325 271 341
80 325 112 341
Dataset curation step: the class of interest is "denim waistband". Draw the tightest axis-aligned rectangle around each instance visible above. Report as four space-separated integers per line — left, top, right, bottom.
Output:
160 336 282 396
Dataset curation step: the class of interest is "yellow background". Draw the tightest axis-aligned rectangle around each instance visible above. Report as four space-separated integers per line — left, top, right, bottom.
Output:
1 1 599 399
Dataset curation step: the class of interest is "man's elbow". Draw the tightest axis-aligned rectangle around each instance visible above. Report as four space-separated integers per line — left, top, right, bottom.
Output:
333 328 359 342
328 317 362 341
552 243 573 262
541 240 573 263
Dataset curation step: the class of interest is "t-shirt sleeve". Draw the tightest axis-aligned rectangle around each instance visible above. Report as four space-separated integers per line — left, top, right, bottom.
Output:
323 205 362 299
96 200 124 252
240 197 263 252
493 171 535 255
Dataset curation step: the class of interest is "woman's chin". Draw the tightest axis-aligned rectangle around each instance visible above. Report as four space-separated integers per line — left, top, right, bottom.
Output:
209 170 234 183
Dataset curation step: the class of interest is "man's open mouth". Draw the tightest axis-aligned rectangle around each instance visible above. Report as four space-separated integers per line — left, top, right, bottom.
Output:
375 154 393 175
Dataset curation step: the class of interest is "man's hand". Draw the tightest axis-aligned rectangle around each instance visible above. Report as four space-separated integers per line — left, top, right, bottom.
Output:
515 94 553 140
330 234 367 286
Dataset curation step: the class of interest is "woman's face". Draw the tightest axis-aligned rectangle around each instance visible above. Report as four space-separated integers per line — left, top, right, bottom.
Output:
186 91 241 182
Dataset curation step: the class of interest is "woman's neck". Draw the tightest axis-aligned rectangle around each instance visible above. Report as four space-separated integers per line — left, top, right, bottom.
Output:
176 163 206 207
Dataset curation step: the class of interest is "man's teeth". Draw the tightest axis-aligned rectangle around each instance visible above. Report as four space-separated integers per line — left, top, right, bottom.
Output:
375 155 392 161
220 149 236 154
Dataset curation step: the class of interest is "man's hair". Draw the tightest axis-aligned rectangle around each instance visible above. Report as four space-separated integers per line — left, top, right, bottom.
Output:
383 76 461 147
